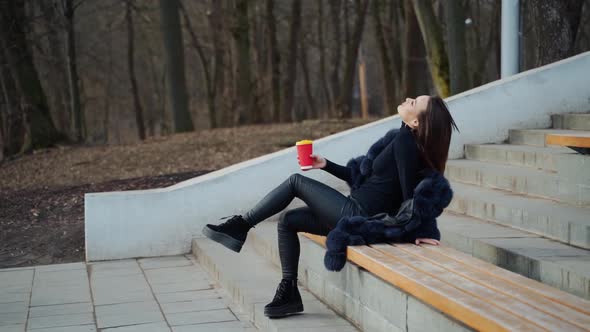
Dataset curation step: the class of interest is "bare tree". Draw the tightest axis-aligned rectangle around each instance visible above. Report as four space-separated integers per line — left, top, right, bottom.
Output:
61 0 84 141
446 0 468 94
266 0 281 123
282 0 302 122
402 0 430 98
0 0 61 153
337 0 370 118
126 0 146 140
522 0 586 69
412 0 450 97
159 0 193 132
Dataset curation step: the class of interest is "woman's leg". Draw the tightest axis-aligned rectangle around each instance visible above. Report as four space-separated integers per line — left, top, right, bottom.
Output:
277 207 331 280
244 173 350 227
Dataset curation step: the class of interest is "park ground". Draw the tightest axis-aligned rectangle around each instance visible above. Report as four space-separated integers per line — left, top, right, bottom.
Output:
0 118 375 268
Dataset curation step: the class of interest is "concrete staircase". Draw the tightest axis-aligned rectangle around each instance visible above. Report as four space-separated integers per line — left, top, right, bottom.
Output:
441 112 590 300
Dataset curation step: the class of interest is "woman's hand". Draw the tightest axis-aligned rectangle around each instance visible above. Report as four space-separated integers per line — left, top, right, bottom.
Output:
298 154 327 170
415 238 440 245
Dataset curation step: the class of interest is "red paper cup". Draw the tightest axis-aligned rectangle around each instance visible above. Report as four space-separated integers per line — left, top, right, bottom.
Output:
296 140 313 170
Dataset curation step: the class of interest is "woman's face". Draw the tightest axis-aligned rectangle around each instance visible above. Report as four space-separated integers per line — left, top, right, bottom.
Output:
397 95 430 129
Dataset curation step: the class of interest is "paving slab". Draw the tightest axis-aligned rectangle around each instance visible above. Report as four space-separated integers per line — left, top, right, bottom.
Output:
0 256 258 332
138 256 193 270
102 322 170 332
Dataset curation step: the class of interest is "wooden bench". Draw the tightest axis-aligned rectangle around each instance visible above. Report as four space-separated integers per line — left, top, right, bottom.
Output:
546 132 590 154
302 233 590 332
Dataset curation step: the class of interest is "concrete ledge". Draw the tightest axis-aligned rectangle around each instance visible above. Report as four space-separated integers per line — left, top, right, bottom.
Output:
86 52 590 261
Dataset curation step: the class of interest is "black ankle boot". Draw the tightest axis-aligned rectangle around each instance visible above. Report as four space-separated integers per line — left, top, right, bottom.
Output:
202 215 253 253
264 279 304 318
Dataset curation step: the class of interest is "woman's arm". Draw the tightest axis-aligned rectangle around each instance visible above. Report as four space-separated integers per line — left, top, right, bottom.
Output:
322 159 353 183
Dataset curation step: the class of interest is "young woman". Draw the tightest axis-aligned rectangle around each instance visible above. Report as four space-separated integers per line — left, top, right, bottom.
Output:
202 95 459 318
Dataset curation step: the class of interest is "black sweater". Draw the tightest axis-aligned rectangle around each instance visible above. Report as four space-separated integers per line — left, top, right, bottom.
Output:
323 121 427 217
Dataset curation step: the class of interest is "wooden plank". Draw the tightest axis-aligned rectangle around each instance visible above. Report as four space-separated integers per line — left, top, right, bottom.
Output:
422 244 590 315
546 133 590 148
301 233 542 332
373 244 587 331
395 243 590 330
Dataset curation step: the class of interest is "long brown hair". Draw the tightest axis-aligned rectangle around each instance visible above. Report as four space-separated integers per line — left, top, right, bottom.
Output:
412 96 459 173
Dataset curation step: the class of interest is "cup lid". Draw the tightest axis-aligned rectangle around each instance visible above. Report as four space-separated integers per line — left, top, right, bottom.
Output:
296 139 313 145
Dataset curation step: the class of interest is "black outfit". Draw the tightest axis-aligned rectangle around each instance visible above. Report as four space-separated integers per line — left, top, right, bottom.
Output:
243 121 427 280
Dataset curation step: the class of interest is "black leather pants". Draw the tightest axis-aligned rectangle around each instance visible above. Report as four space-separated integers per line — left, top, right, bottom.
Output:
244 173 367 280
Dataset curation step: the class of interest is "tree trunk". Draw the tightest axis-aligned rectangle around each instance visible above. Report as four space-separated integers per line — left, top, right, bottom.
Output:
179 2 217 129
402 0 430 98
126 0 146 140
0 0 61 153
317 1 331 119
232 0 254 125
522 0 585 70
372 0 396 115
328 0 342 117
159 0 193 132
411 0 450 97
337 0 369 119
299 41 318 119
358 47 369 119
445 0 468 94
266 0 281 123
37 1 70 135
210 0 225 128
282 0 302 122
63 0 84 142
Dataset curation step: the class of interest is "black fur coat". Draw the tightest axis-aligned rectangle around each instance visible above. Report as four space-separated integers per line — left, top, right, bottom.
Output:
323 127 453 272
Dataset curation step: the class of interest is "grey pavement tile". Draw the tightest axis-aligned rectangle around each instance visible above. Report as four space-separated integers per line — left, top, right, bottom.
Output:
89 268 142 279
0 302 27 314
253 301 352 330
160 298 228 314
0 324 25 332
0 293 30 304
26 325 96 332
138 256 193 270
26 313 94 330
0 312 27 326
154 289 219 304
95 301 164 329
166 308 236 326
29 303 93 317
143 266 207 284
0 271 34 288
91 289 154 306
102 322 170 332
150 280 212 294
30 286 91 306
171 320 256 332
34 263 86 272
88 260 138 272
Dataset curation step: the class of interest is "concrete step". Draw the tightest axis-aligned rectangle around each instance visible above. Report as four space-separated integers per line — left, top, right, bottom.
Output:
445 159 590 206
191 236 360 332
463 143 572 172
552 113 590 131
437 211 590 300
447 181 590 249
509 128 587 147
247 220 473 332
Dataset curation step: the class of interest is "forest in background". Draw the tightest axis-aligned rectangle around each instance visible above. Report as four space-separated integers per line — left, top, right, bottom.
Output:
1 0 590 159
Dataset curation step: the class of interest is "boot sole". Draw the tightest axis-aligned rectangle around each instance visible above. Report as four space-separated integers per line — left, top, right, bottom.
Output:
202 225 244 253
264 302 304 318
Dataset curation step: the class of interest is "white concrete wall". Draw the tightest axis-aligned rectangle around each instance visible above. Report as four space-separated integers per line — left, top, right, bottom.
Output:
85 51 590 261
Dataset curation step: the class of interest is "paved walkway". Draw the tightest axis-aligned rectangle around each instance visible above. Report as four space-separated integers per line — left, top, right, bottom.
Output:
0 255 257 331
